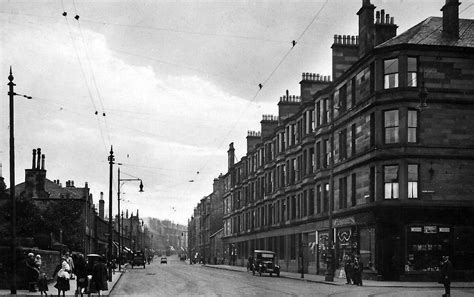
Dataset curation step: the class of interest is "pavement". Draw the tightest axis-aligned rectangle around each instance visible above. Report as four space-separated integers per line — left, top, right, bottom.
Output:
204 263 474 289
0 265 127 297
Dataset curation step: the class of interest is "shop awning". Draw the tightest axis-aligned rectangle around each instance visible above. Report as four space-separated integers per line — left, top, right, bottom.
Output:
122 246 132 253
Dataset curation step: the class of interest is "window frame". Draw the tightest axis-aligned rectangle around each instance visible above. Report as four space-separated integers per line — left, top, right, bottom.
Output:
384 58 399 89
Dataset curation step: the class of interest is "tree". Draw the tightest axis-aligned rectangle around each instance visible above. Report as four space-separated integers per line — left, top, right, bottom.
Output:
42 199 85 252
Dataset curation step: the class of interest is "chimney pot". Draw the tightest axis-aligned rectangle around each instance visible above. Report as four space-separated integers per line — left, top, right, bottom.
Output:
386 14 390 24
41 154 45 170
381 9 385 24
390 17 394 24
32 149 37 169
36 148 41 169
376 11 380 23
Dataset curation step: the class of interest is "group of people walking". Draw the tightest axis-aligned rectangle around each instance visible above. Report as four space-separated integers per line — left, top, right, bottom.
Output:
25 251 109 297
342 254 363 286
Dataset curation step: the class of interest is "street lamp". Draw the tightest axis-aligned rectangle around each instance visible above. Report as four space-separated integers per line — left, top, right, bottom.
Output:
117 166 143 271
8 67 32 294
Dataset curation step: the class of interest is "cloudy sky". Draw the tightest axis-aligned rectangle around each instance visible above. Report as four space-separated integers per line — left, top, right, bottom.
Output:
0 0 472 225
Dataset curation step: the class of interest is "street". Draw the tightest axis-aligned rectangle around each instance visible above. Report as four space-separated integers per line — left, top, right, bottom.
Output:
111 256 474 297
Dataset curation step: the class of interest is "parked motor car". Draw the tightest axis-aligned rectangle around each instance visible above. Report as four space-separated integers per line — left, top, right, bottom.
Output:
160 257 167 264
251 250 280 277
131 251 146 269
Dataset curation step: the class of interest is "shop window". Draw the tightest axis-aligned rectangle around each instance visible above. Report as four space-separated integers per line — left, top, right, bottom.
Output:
384 58 399 89
384 110 399 144
408 110 418 143
407 57 418 87
384 165 399 199
406 225 451 272
279 236 285 259
359 227 375 270
318 232 329 271
408 164 419 198
290 234 296 260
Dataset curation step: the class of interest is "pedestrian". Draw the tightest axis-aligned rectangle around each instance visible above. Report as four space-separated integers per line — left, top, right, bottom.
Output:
74 254 88 297
247 254 254 272
91 256 108 296
25 252 39 292
38 272 49 297
65 252 75 280
439 255 454 297
343 254 353 285
53 255 71 297
353 257 363 286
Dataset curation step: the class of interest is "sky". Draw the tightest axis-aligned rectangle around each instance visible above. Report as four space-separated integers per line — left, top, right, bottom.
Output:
1 0 473 225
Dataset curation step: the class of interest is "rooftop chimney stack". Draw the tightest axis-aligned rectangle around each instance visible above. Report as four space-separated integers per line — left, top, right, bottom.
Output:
36 148 41 170
32 149 37 169
357 0 376 57
41 154 45 170
441 0 460 39
228 142 235 169
246 131 261 154
99 192 104 219
300 72 334 101
374 9 398 46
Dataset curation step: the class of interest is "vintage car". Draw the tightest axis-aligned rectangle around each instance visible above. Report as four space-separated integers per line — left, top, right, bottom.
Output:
160 257 168 264
251 250 280 277
131 251 146 269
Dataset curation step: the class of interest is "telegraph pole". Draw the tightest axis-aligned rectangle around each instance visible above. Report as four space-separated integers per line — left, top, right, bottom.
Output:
8 67 17 294
117 167 121 271
108 146 114 280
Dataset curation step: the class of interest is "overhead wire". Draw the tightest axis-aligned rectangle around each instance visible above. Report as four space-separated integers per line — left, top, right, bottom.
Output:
59 0 108 152
194 0 330 176
71 0 112 144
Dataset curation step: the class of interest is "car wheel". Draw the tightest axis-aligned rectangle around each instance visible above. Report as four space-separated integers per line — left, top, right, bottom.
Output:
277 271 280 277
270 273 272 277
259 269 262 277
252 268 255 275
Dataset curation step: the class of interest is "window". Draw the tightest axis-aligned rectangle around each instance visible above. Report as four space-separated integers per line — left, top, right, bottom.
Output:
339 84 347 112
316 101 321 127
324 139 330 168
323 99 329 124
316 142 321 170
309 188 315 215
339 128 347 160
316 185 322 213
384 110 399 144
351 173 356 206
408 164 419 198
384 58 399 89
408 110 418 143
339 177 347 209
407 57 417 87
384 165 399 199
351 124 356 156
324 183 329 212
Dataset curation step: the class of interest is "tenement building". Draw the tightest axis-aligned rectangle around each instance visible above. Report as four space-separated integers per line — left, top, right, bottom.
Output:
221 0 474 281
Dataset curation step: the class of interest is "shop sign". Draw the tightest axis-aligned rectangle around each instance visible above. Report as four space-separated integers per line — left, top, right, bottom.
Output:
333 217 356 227
337 229 352 244
424 226 437 234
439 227 450 233
410 227 422 232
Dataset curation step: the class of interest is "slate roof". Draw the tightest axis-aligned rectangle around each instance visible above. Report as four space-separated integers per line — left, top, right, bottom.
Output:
14 179 87 199
377 17 474 48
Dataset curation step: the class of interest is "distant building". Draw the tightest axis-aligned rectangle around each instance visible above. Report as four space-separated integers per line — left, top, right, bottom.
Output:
221 0 474 281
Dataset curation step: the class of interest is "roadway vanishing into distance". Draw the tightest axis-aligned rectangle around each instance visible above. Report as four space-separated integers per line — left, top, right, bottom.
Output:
111 256 474 297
